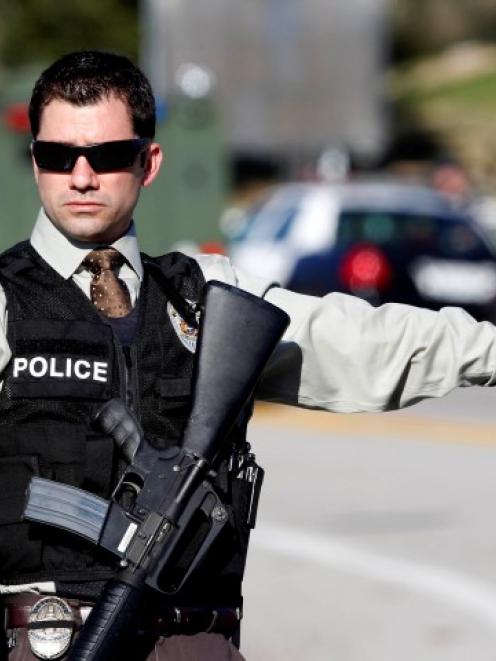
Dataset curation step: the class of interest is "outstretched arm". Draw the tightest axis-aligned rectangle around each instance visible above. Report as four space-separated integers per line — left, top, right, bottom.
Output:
260 287 496 412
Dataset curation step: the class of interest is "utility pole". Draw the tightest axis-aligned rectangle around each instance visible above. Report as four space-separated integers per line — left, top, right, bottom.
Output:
139 0 168 113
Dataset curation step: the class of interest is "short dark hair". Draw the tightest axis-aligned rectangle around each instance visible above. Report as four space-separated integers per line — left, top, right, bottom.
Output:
29 50 156 139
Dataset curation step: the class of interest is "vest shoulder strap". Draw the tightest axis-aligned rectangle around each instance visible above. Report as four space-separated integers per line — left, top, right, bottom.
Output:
142 251 206 327
0 241 35 281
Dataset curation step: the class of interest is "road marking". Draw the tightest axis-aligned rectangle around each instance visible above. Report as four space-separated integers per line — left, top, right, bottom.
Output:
253 404 496 446
253 523 496 629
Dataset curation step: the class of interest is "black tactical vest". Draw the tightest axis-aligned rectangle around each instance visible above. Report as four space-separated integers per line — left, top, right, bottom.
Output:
0 243 255 608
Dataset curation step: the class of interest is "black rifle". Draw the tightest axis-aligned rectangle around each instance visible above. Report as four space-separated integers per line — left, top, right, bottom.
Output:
23 281 289 660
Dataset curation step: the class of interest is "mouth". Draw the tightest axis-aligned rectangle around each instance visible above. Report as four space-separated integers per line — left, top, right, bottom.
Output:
64 201 105 211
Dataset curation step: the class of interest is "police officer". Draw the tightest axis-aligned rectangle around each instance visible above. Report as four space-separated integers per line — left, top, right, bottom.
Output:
1 50 496 660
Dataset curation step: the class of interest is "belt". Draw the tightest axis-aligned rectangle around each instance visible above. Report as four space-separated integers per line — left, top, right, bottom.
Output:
4 594 241 638
3 594 88 630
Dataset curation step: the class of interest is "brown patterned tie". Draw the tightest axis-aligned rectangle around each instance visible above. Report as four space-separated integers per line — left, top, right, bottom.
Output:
82 248 132 318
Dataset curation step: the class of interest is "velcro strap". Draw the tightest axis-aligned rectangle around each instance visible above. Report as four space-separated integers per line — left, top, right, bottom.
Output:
28 620 73 630
145 605 242 637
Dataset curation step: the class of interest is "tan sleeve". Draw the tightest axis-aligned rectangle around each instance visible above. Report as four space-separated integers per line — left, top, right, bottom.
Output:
260 287 496 412
194 253 277 297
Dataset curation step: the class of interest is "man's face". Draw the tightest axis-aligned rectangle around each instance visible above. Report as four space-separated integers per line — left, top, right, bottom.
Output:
33 95 163 243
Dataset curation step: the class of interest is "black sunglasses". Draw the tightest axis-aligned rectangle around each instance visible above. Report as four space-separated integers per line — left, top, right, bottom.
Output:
31 138 151 173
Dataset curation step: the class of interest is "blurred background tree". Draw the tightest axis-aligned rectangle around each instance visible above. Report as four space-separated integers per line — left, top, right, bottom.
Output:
392 0 496 62
390 0 496 189
0 0 138 67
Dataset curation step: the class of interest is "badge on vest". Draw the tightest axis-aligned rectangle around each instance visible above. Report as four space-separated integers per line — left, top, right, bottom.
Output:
167 302 199 353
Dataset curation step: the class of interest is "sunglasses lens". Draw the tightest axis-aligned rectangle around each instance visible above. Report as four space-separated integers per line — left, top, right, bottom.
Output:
88 140 148 172
32 139 150 173
32 142 75 172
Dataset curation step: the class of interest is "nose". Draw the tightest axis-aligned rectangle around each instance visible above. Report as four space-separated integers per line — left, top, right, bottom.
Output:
69 156 99 191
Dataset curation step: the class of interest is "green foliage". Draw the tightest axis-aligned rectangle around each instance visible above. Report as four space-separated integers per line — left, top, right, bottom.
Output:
392 0 496 62
0 0 139 68
402 71 496 108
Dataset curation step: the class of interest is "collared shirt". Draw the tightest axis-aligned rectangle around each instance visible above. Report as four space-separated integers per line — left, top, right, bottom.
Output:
30 208 144 305
0 208 495 412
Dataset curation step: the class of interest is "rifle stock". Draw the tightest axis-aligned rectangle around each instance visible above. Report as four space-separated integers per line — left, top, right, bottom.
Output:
183 281 290 461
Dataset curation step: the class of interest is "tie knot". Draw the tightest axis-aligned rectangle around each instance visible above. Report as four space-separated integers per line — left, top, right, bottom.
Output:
82 247 132 317
83 248 125 274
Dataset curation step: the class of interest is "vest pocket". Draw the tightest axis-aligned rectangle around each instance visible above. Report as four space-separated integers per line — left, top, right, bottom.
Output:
157 376 191 411
83 434 115 497
0 455 40 524
0 454 43 575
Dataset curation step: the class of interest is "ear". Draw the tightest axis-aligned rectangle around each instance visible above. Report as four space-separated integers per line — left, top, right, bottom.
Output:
141 142 163 187
32 150 40 185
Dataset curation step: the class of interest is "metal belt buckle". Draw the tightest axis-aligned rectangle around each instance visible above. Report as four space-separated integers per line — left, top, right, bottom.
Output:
27 596 74 659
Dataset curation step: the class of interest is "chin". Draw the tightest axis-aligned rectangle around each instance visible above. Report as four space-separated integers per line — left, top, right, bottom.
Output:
64 221 113 244
49 208 128 244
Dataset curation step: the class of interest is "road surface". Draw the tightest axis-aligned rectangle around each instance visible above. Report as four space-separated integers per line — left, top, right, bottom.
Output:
242 387 496 660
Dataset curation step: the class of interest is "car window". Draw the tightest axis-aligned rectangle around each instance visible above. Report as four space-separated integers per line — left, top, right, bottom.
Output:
229 188 338 249
231 196 301 243
337 211 490 258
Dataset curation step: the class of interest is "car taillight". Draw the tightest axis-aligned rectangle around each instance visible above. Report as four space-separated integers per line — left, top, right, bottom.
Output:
339 244 392 292
199 240 226 255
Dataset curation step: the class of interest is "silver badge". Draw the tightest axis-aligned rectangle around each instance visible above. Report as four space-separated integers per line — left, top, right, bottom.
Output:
167 302 199 353
28 596 74 659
